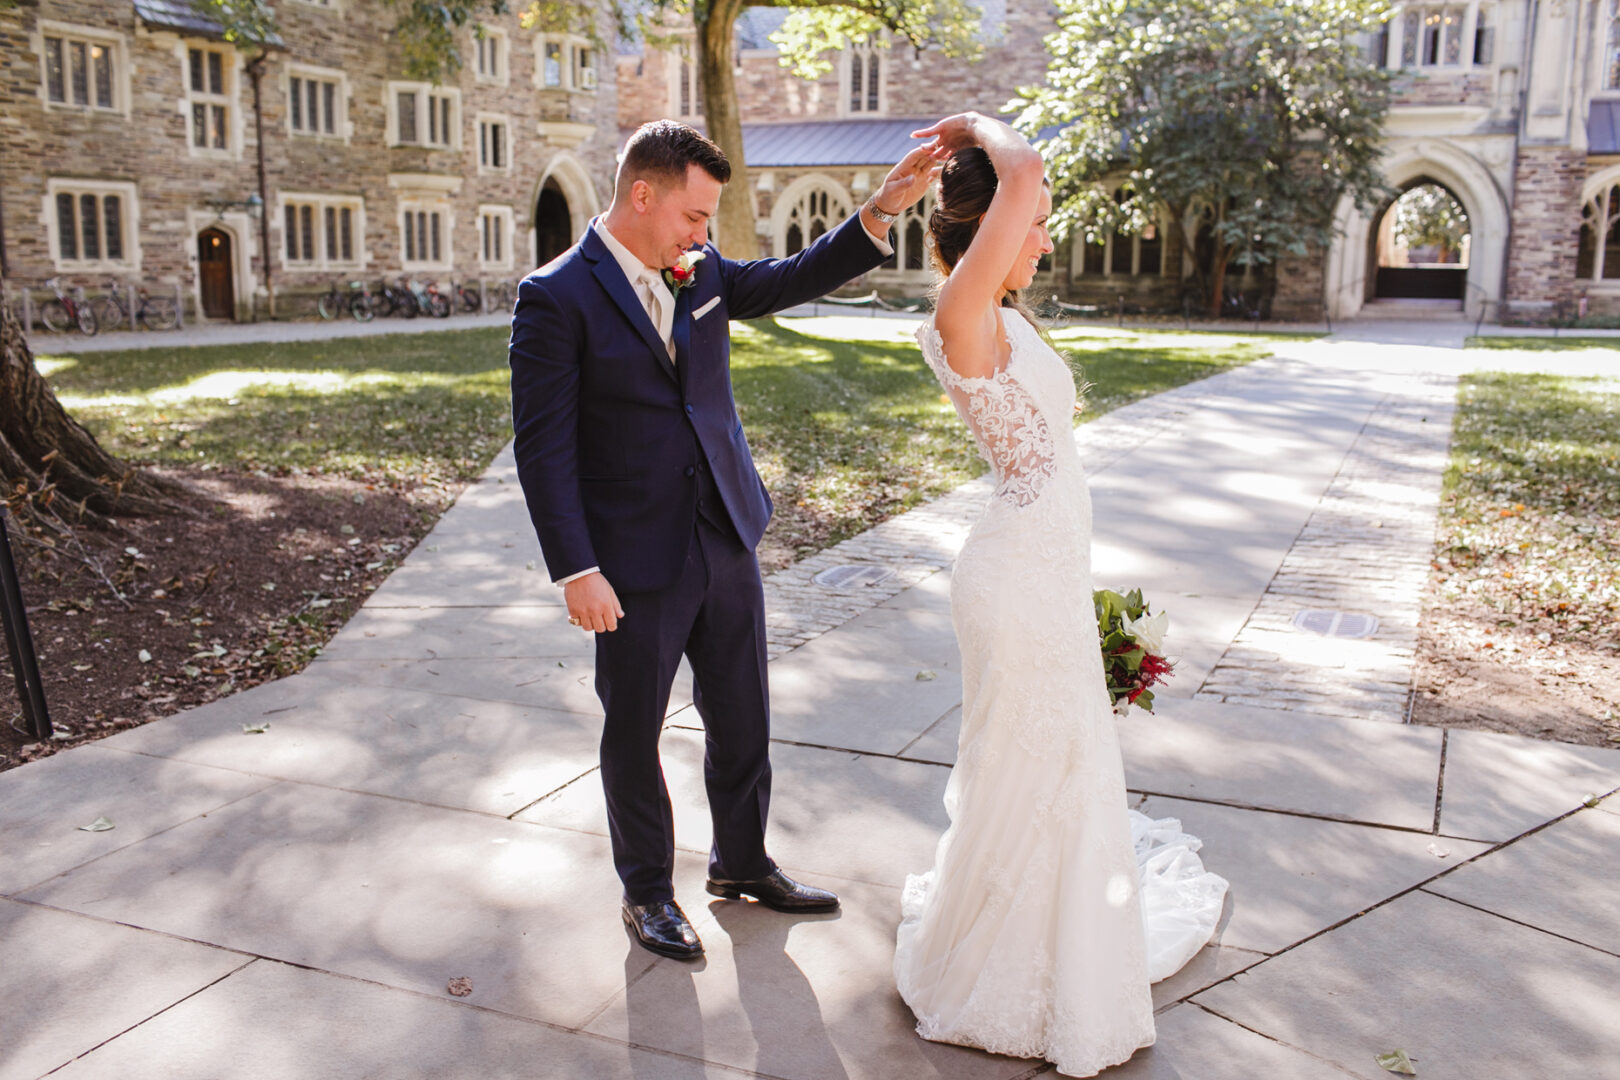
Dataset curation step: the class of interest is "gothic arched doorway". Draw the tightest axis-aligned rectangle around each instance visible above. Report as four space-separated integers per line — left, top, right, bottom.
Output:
1370 180 1470 301
535 180 572 266
197 227 235 319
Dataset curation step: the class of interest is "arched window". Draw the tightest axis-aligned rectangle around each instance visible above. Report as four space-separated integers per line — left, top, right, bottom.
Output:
779 180 851 257
846 45 881 114
879 193 935 274
1076 190 1163 278
1577 183 1620 281
1607 0 1620 90
1393 3 1493 70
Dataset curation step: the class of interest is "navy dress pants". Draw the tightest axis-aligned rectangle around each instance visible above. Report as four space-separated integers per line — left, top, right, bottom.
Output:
593 514 776 906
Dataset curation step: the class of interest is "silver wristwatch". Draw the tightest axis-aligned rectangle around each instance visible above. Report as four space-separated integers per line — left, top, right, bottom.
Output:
865 198 901 225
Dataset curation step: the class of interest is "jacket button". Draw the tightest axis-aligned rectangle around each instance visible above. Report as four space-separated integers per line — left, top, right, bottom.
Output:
685 466 695 477
685 402 694 413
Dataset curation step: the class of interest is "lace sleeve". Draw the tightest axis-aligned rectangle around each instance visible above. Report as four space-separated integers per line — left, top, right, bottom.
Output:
918 325 1056 508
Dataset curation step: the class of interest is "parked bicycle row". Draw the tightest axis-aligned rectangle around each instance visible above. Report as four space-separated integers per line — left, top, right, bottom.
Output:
314 278 519 322
18 278 181 336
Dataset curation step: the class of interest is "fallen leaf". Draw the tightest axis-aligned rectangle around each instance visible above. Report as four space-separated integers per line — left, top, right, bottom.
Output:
340 524 355 535
138 649 153 664
242 723 270 735
1426 843 1450 859
447 976 473 997
915 669 937 682
1584 794 1602 809
1376 1049 1417 1075
78 816 115 833
182 665 201 678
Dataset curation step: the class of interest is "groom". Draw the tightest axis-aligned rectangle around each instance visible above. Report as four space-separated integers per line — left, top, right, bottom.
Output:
509 120 938 959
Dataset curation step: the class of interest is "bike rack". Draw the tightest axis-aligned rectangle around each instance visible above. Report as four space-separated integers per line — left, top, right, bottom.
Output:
0 506 52 742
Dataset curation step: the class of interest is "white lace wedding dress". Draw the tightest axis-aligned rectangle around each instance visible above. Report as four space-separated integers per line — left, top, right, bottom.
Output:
894 312 1229 1077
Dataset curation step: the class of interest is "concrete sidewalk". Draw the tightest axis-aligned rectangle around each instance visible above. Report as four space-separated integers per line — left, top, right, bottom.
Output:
3 321 1618 1079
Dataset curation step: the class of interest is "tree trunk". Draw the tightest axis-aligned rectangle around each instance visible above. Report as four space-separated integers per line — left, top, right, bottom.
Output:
0 291 193 528
248 56 275 319
696 0 760 259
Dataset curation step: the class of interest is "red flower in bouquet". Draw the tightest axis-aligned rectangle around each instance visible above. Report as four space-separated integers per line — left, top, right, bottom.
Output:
1095 588 1175 715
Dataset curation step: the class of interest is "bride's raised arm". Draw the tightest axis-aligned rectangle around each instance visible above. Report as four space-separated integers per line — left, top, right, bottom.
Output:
910 113 1045 379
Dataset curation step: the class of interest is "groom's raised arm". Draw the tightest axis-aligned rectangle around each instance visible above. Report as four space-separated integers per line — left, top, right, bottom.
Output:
509 276 596 583
719 211 891 322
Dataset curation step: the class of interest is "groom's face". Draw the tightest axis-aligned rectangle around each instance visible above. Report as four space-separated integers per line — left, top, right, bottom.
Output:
645 165 724 267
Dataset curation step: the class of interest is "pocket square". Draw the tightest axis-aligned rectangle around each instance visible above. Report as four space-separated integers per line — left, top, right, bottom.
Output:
693 296 722 321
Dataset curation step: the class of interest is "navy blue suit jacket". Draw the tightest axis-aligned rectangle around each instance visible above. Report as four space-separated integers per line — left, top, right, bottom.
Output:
509 213 888 594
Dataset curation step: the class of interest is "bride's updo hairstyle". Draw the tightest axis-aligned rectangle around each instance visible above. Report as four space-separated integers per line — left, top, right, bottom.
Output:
927 146 1043 319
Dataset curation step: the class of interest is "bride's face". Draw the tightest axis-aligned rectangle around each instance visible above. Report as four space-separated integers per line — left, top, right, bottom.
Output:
1002 186 1054 293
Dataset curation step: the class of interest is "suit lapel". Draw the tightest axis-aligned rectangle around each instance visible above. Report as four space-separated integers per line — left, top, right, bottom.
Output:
582 227 679 386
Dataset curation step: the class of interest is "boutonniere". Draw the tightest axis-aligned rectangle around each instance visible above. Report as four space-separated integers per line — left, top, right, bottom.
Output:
663 249 705 294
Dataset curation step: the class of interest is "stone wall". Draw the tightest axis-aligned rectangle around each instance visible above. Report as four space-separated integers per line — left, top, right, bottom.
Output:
1504 146 1584 310
1390 71 1495 109
0 0 620 320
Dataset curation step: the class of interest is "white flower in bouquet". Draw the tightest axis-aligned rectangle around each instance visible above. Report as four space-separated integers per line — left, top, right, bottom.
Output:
1122 610 1169 655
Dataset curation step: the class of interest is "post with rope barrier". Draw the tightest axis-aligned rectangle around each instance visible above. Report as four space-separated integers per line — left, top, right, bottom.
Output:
0 505 52 741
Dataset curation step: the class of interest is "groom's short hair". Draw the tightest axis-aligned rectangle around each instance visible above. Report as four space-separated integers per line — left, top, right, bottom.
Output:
617 120 731 194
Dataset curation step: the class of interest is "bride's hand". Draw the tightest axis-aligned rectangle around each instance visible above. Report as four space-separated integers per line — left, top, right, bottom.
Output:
911 112 988 153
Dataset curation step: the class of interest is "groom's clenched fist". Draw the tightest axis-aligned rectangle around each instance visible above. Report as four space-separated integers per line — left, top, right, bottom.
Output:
565 572 625 633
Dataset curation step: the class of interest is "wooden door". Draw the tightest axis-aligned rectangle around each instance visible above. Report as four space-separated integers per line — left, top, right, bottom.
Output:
198 228 234 319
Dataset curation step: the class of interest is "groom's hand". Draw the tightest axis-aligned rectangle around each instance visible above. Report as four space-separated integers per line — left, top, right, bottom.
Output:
565 572 624 633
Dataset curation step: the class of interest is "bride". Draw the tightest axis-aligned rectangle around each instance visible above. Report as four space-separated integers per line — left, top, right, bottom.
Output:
892 113 1229 1077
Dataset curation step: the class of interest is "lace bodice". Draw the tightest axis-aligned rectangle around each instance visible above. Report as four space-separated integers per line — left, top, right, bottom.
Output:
917 315 1077 508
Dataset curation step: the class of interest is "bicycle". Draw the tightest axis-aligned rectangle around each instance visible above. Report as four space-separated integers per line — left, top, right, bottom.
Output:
38 278 98 335
408 278 450 319
317 280 375 322
91 280 178 332
378 278 418 318
451 281 482 314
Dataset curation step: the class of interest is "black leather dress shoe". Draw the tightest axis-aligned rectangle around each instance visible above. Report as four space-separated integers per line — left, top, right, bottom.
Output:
622 900 703 960
705 869 839 912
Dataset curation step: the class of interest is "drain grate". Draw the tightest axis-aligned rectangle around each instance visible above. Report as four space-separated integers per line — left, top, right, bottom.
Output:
813 564 895 589
1293 610 1380 638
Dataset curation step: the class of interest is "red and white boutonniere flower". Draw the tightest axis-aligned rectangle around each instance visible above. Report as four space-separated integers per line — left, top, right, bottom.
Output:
663 249 705 294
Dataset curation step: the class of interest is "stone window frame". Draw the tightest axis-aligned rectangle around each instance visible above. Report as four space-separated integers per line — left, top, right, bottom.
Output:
285 63 349 141
1602 0 1620 93
771 174 853 259
1386 2 1494 71
868 185 934 280
1072 189 1168 280
277 192 366 272
399 198 455 271
476 112 513 174
179 39 242 160
43 178 141 274
1575 167 1620 287
669 40 704 119
474 26 510 86
386 81 462 151
476 204 516 272
34 20 131 118
534 33 596 92
839 42 886 118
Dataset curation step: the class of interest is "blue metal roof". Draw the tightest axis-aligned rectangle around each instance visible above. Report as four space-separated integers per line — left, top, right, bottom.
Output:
742 118 937 167
132 0 226 38
1591 101 1620 155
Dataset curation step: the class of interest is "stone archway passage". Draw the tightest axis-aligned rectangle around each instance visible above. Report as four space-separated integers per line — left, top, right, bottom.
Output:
535 180 571 267
198 227 235 319
1373 181 1470 301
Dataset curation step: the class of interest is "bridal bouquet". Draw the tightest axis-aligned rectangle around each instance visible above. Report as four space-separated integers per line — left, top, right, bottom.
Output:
1094 588 1174 715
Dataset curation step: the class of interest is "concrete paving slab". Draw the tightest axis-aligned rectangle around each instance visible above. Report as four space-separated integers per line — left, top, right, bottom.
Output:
309 655 694 718
517 727 952 890
1426 806 1620 955
0 744 271 894
21 783 696 1030
1147 592 1257 650
361 560 561 609
1109 1002 1351 1080
896 703 961 765
316 603 589 661
794 606 961 671
1194 890 1620 1080
1438 728 1620 842
876 568 952 613
49 958 732 1080
1135 796 1489 955
1152 639 1227 701
583 874 1041 1080
0 898 250 1080
1149 944 1264 1013
97 676 601 817
767 640 965 755
1122 697 1443 830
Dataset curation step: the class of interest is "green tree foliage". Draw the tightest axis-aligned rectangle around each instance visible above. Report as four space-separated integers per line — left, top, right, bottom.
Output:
1015 0 1394 313
1392 184 1469 263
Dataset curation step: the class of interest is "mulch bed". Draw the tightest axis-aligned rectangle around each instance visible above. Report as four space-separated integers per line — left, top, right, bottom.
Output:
1 468 449 773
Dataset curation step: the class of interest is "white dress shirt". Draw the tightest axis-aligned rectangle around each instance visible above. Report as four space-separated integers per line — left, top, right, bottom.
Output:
558 214 894 589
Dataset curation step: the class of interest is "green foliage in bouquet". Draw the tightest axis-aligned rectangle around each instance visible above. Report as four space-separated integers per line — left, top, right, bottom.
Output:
1095 588 1173 714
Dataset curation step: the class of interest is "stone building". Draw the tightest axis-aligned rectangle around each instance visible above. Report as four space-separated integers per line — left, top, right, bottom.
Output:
0 0 618 321
619 0 1620 323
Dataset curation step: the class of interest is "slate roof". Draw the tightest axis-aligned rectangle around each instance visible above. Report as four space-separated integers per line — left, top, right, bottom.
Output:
132 0 226 38
742 118 936 167
1591 101 1620 155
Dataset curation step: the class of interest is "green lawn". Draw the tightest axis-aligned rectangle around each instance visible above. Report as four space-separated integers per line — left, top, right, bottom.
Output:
1465 335 1620 351
39 317 1295 558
